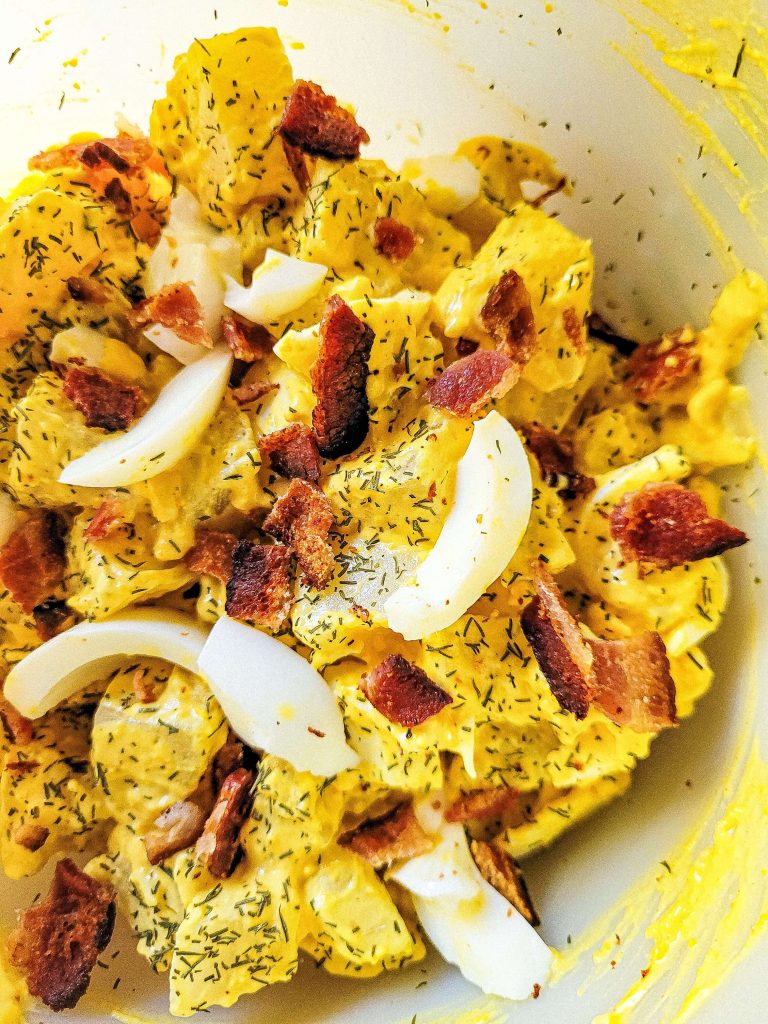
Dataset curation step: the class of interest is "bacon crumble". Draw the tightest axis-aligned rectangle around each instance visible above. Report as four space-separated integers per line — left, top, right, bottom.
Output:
277 80 370 160
197 767 255 879
129 282 213 349
32 599 75 642
145 800 207 866
361 654 452 727
470 840 540 927
63 366 146 432
0 511 67 614
259 423 322 483
212 733 250 792
281 138 311 191
231 377 279 406
311 295 374 458
373 217 418 262
263 479 335 588
225 541 293 629
84 499 125 544
445 787 519 823
185 529 238 582
625 328 699 402
610 482 748 572
562 306 587 354
523 423 595 499
13 823 50 852
8 858 116 1012
479 269 537 363
221 314 273 362
341 801 433 868
0 697 33 746
426 349 517 418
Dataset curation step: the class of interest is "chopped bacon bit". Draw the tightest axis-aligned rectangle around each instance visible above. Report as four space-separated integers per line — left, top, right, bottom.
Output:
103 175 132 215
341 801 433 868
63 366 145 432
132 668 157 705
532 983 542 999
30 135 155 173
5 760 39 773
185 529 238 583
0 511 66 615
479 269 537 364
281 138 311 192
587 312 639 357
84 499 125 544
311 295 374 458
625 329 699 402
221 314 273 362
373 217 417 262
225 541 293 630
0 697 34 746
259 424 322 483
144 800 207 866
521 564 677 731
197 768 255 879
523 423 595 499
351 603 370 622
562 306 586 354
426 349 517 418
32 599 74 642
66 275 111 304
470 840 540 927
212 733 249 792
361 654 452 727
263 479 335 588
445 787 519 823
610 482 747 572
9 858 116 1012
456 337 480 357
277 80 370 160
129 282 212 349
231 378 279 406
13 823 50 852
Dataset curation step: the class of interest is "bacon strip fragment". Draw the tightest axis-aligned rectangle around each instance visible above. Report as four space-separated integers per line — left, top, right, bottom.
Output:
361 654 452 727
281 138 311 192
0 511 66 614
212 733 250 791
521 565 676 731
479 269 537 363
32 599 75 642
221 314 273 362
144 800 207 866
373 217 417 262
0 697 33 746
523 423 595 499
445 787 519 823
8 858 116 1012
13 823 50 852
196 767 255 879
341 801 433 868
470 840 539 927
426 349 517 418
231 377 279 407
225 541 293 630
259 424 322 483
63 366 145 432
263 479 335 588
129 282 213 349
625 328 699 402
277 80 370 160
185 529 238 583
311 295 374 458
84 499 125 544
562 306 586 355
610 482 747 572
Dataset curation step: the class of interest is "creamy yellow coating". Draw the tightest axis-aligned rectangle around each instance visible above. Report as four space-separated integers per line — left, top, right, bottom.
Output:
0 939 25 1024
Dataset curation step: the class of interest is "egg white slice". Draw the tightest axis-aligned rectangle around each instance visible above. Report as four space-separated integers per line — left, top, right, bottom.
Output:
385 411 532 640
400 154 481 215
223 248 327 325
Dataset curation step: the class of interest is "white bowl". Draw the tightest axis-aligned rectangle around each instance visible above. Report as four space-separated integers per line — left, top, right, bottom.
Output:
1 2 765 1022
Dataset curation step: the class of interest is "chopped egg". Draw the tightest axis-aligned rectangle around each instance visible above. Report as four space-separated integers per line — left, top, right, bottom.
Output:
223 248 328 324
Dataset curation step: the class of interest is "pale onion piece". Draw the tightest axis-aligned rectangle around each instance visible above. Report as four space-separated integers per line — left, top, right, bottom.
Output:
400 155 481 216
223 248 327 325
58 346 233 487
385 411 532 640
0 491 17 548
197 616 359 778
50 325 147 383
143 324 205 366
4 610 209 719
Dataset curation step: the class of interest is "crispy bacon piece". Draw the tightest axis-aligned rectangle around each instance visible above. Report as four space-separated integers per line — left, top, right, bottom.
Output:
259 424 322 483
445 787 519 823
0 697 34 746
311 295 374 458
361 654 451 727
0 511 66 614
225 541 293 629
281 138 311 192
66 275 111 304
8 858 116 1012
479 269 537 364
132 667 156 705
185 529 238 582
263 479 335 588
625 329 699 402
129 282 212 349
32 599 74 642
144 800 207 866
373 217 417 262
341 801 433 868
562 306 586 355
13 823 50 852
426 349 517 418
84 499 125 544
470 840 539 927
521 565 676 731
523 423 595 499
231 377 279 406
197 768 255 879
63 366 145 432
221 314 273 362
277 80 370 160
610 482 747 572
31 135 155 173
213 733 250 791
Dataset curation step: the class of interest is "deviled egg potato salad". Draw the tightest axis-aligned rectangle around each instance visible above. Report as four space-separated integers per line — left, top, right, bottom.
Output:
0 26 763 1020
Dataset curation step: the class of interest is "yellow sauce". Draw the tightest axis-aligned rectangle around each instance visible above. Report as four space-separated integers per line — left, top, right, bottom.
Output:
0 939 25 1024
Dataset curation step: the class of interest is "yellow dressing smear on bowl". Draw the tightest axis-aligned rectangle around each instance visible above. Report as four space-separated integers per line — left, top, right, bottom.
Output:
0 940 26 1024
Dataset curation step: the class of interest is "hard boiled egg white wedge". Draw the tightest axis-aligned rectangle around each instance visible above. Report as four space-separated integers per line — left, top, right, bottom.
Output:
391 797 553 1001
223 248 327 325
400 154 481 216
385 411 532 640
197 616 359 778
4 610 209 719
59 346 232 487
